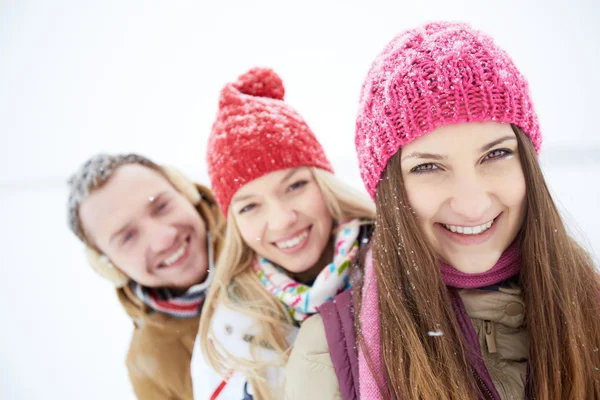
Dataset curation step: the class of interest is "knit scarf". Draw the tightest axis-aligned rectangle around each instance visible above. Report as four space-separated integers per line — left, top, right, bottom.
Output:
253 220 362 322
440 242 520 288
358 242 520 399
131 233 214 319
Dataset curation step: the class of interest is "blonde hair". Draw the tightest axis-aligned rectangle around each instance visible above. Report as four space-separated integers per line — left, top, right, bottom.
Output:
199 167 375 399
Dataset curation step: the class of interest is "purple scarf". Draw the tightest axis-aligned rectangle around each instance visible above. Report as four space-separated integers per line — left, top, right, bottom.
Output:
441 242 520 289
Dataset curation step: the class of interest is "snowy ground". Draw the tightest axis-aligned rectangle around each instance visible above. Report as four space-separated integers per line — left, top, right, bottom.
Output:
1 0 599 399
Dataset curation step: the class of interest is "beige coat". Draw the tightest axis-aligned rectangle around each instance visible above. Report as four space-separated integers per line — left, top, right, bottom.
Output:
285 284 527 400
118 285 200 400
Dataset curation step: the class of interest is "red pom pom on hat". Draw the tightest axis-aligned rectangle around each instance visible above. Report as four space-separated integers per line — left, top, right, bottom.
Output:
234 67 285 100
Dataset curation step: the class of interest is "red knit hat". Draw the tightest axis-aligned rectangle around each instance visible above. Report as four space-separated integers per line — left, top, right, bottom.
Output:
207 67 333 216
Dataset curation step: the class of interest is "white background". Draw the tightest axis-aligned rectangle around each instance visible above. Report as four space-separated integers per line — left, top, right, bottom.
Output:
1 0 599 399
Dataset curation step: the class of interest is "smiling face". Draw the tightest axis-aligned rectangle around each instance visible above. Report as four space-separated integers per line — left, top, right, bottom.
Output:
79 164 208 290
230 167 334 281
400 122 526 273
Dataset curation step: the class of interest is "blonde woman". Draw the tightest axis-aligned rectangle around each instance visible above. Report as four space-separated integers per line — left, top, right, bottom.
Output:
196 67 375 399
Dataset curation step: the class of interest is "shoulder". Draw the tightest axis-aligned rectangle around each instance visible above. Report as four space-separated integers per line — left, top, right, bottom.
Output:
126 326 194 400
126 319 195 374
124 306 198 385
293 314 330 358
285 314 341 399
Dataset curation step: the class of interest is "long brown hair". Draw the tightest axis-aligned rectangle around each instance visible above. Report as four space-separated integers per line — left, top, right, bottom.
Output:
356 126 600 399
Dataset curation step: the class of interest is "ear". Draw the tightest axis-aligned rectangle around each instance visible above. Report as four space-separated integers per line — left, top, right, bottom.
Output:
161 166 201 205
85 246 130 288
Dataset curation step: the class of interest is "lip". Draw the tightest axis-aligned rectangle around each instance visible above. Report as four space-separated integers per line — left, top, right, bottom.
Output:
440 216 497 228
271 226 312 255
270 226 312 243
435 213 502 246
157 236 192 270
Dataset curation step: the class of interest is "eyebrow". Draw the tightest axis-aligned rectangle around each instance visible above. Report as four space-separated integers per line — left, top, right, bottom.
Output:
280 168 300 185
401 152 448 162
108 191 168 244
401 136 517 161
479 135 516 152
231 168 300 203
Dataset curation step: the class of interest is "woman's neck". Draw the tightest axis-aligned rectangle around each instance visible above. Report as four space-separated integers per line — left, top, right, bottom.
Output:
290 236 335 284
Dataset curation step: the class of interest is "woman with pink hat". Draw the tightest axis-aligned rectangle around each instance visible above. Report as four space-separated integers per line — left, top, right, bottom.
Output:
286 22 600 399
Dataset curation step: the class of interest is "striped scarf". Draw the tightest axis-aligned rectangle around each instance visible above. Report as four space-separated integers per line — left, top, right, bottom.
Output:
131 233 214 319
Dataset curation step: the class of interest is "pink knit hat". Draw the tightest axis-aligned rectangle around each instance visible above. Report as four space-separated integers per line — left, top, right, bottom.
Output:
355 21 542 199
207 67 333 216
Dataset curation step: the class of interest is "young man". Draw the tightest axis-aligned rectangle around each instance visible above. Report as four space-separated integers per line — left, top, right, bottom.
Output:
67 153 224 400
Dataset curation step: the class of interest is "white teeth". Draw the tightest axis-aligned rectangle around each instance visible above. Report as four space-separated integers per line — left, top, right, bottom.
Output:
444 219 495 235
276 230 309 249
164 241 188 266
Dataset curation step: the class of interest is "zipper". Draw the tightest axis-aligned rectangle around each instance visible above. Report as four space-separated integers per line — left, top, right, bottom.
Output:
473 368 495 400
484 320 497 354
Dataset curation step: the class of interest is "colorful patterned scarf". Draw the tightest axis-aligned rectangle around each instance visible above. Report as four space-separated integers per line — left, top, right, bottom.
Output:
253 220 362 322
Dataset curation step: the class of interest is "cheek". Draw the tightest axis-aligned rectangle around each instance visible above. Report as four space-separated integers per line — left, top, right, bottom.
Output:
405 180 443 223
176 199 205 227
505 178 527 230
236 217 264 250
189 211 207 237
492 163 527 210
108 247 145 277
299 187 332 226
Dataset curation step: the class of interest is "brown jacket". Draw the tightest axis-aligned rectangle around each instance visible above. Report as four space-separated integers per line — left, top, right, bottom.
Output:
117 184 224 400
285 284 527 400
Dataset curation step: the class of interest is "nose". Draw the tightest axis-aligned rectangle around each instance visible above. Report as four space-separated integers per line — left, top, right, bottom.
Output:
449 173 492 222
267 200 298 232
148 222 178 254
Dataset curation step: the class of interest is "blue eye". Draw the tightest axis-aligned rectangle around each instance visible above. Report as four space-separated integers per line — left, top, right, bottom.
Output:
122 231 135 244
410 164 440 174
239 204 256 214
484 148 513 161
288 180 308 192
